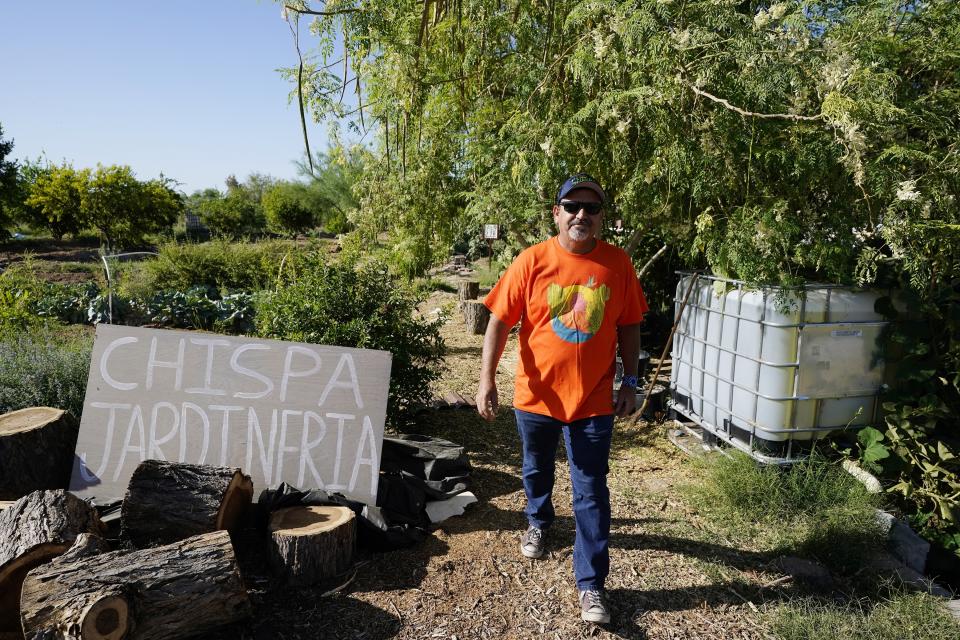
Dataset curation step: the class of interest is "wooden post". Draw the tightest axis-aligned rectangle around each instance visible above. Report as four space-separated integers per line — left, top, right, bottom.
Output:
0 490 104 632
20 531 251 640
0 407 79 500
463 300 490 335
268 506 356 586
457 280 479 302
121 460 254 547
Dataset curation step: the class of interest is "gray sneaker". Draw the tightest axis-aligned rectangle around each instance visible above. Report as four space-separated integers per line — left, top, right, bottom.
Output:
579 589 611 624
520 525 546 559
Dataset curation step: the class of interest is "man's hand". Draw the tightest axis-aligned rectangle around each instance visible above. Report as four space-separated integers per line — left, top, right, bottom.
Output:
476 380 499 421
477 314 511 422
614 385 637 418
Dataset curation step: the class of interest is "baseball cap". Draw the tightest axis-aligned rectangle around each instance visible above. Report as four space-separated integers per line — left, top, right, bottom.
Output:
556 173 606 204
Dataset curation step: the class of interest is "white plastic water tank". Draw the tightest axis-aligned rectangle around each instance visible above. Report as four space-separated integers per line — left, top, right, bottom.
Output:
670 274 887 460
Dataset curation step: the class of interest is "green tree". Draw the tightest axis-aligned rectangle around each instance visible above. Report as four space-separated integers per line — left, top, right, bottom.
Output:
24 163 88 239
296 145 365 234
192 188 261 237
0 124 19 236
279 0 958 284
82 165 182 250
262 182 314 235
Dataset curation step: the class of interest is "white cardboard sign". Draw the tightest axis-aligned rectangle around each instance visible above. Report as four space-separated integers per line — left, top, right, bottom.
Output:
69 325 392 504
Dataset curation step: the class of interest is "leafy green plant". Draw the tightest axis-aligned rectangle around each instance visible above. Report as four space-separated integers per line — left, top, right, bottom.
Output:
685 451 883 574
131 287 256 333
255 254 446 426
856 427 891 471
862 285 960 557
0 326 93 419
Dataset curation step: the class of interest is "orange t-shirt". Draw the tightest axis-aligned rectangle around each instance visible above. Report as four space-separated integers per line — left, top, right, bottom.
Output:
484 237 649 423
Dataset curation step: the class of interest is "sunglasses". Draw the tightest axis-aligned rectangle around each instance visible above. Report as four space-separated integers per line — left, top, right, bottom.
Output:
559 201 603 216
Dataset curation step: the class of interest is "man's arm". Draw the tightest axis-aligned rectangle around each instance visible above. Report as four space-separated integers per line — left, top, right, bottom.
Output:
614 322 643 417
476 314 512 421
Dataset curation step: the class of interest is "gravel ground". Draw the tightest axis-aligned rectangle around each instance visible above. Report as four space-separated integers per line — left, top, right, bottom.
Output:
211 289 787 639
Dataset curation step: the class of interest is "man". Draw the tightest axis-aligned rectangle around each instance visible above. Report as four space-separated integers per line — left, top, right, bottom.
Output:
475 173 648 624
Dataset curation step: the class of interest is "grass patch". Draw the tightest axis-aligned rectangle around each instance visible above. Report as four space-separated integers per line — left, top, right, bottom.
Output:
0 325 93 419
472 261 506 288
411 277 456 296
769 590 960 640
684 450 883 573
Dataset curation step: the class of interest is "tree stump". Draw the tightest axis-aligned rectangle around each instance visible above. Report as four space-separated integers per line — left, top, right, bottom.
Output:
463 300 490 335
20 530 250 640
0 407 79 500
121 460 254 547
0 490 103 632
268 506 356 586
457 280 480 303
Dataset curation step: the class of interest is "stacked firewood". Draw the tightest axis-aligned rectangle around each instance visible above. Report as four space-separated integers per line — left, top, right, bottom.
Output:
0 408 357 640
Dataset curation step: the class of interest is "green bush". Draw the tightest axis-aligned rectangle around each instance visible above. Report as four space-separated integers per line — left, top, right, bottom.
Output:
262 184 314 236
255 254 446 426
685 451 883 574
0 326 93 419
140 239 296 293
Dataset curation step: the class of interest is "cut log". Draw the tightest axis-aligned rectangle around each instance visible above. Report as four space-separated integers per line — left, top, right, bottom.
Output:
0 407 79 500
0 490 103 632
121 460 253 547
20 530 250 640
457 280 480 302
268 506 356 586
463 300 490 335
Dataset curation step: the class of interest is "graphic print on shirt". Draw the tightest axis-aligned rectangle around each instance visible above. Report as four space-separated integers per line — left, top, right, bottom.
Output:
546 276 610 344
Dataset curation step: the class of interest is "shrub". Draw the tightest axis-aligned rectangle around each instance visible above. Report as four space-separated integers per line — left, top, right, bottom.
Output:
141 239 295 292
0 326 93 419
684 451 883 574
255 254 446 426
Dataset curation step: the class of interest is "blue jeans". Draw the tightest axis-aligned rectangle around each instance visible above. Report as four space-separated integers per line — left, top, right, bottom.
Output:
515 409 613 590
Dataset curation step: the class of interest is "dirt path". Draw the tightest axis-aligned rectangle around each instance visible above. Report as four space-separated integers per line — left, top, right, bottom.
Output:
214 290 783 639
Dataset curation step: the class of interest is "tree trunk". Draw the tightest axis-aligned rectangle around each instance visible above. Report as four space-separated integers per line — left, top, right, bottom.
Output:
0 407 79 500
463 300 490 335
20 531 250 640
121 460 254 548
0 490 103 632
456 280 479 303
268 506 356 586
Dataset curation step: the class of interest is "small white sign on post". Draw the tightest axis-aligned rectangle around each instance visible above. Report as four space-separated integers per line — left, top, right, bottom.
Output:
69 325 392 504
483 224 500 240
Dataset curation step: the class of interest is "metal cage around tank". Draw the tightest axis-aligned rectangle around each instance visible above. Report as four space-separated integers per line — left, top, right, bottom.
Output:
666 272 889 464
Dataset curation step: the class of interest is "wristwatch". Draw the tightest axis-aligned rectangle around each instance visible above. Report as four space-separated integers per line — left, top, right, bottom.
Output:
620 374 638 389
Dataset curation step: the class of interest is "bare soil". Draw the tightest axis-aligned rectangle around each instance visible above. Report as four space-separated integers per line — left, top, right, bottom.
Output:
0 238 103 284
210 289 790 640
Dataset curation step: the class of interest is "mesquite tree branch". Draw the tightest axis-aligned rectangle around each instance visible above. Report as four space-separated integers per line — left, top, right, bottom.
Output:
685 82 823 122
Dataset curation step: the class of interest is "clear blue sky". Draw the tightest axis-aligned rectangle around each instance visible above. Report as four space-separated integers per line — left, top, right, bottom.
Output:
1 1 330 194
